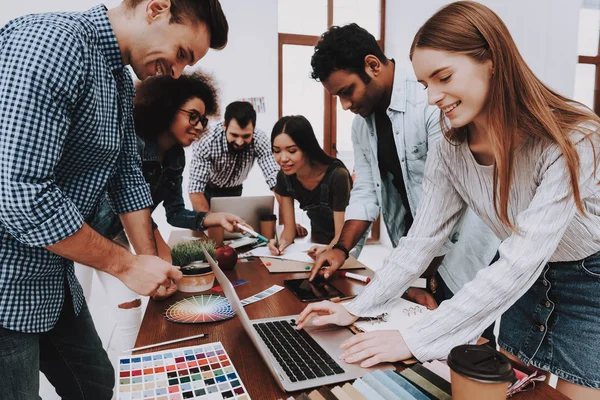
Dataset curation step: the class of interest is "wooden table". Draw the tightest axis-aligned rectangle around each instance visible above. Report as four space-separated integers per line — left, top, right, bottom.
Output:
134 231 568 400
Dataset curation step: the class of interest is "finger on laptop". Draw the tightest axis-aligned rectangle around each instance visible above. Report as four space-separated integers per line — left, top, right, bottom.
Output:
296 301 335 329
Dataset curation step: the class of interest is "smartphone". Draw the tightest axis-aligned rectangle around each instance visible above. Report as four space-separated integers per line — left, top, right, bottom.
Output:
284 277 345 302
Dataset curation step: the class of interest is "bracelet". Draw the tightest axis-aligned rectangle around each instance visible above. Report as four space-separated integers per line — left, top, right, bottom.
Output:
332 243 350 260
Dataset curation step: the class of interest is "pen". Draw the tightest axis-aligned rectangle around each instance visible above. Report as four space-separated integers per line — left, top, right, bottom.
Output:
236 223 269 243
340 271 371 283
330 294 357 303
123 333 208 353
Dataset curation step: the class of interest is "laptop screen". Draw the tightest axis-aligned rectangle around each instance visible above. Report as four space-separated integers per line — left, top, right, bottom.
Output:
201 247 254 332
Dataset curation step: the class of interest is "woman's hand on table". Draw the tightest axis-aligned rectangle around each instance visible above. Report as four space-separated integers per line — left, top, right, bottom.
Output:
296 300 358 329
339 330 414 367
267 238 290 256
295 224 308 237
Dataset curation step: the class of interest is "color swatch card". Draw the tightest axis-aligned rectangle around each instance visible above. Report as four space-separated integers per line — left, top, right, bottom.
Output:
239 285 284 306
165 295 235 324
117 342 250 400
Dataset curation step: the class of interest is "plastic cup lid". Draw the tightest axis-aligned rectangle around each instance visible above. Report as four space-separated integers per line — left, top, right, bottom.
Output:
447 345 515 383
259 214 277 221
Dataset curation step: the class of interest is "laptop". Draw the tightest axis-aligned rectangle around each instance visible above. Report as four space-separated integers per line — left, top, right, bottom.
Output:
210 195 274 239
201 248 393 392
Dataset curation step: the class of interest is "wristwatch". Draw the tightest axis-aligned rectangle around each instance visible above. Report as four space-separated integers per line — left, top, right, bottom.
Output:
332 243 350 260
197 212 211 231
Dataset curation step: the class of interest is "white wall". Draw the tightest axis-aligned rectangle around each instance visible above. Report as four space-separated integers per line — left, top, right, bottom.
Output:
181 0 279 204
188 0 279 133
2 1 583 241
385 0 580 98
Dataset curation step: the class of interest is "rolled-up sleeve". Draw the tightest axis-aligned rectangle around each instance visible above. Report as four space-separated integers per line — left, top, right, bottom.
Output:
344 143 466 318
106 71 152 214
344 117 380 222
0 26 86 247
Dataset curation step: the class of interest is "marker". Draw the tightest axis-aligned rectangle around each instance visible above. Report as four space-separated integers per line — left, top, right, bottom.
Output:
236 223 269 243
340 271 371 283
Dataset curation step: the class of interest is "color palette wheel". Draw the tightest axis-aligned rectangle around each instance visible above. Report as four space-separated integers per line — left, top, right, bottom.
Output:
164 295 235 324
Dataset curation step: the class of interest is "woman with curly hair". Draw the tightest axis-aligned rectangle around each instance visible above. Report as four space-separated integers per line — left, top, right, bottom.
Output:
77 72 244 353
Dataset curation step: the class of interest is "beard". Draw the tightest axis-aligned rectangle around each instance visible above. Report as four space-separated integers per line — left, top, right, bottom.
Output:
227 141 249 154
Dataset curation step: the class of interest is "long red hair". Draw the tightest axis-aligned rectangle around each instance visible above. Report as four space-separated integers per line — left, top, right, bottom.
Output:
410 1 600 229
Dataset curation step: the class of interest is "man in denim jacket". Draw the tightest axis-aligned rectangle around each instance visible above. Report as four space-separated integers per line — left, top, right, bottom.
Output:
310 24 499 323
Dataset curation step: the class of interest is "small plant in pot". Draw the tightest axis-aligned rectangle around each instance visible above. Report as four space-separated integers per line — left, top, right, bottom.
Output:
171 240 217 293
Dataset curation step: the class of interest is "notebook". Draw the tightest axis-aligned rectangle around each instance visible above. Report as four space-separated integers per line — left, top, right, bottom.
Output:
353 298 429 334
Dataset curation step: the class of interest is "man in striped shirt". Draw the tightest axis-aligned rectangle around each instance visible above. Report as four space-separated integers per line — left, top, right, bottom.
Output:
189 101 279 211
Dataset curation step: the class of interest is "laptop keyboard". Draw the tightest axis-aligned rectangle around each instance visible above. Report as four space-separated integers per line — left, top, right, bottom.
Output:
253 320 345 382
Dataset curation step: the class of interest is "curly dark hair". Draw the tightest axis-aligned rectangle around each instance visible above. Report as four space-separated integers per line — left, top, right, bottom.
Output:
133 72 219 140
125 0 228 49
311 23 388 83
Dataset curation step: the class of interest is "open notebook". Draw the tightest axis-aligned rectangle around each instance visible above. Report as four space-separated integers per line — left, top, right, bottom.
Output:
353 298 430 334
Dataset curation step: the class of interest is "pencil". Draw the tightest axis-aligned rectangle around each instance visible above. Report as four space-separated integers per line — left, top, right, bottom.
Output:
330 295 357 303
123 333 208 353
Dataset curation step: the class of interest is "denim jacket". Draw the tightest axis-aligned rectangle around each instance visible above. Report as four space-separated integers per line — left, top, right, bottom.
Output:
90 137 205 237
346 62 499 292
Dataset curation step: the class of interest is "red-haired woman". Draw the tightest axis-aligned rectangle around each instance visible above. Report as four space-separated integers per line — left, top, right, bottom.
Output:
297 3 600 398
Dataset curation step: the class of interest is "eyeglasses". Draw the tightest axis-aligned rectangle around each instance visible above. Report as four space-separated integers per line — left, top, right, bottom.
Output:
179 109 209 129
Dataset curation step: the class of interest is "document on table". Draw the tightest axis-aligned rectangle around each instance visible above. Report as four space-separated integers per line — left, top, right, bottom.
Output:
239 242 315 263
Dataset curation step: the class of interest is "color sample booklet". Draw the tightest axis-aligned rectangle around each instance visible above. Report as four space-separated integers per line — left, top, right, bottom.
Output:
117 342 250 400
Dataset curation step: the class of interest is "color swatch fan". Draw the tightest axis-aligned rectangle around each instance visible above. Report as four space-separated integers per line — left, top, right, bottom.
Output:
165 295 235 324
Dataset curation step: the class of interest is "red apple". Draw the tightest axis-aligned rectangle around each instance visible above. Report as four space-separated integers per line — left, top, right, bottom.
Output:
215 245 238 270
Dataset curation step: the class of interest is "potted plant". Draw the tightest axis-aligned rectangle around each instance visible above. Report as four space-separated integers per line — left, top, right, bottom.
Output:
171 240 217 293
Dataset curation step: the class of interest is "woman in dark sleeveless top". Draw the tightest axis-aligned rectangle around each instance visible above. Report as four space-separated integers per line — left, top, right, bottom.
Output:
268 115 352 256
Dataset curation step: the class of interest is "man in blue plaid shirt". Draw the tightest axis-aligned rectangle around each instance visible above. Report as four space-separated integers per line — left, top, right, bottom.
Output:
0 1 228 398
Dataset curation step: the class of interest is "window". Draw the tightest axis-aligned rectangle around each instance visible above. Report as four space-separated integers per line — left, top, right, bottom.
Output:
278 0 385 156
574 0 600 115
278 1 385 241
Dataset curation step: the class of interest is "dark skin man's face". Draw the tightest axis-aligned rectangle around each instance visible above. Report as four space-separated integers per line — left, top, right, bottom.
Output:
321 69 385 118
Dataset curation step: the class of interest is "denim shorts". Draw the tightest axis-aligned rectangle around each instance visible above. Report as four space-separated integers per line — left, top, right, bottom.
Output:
499 251 600 388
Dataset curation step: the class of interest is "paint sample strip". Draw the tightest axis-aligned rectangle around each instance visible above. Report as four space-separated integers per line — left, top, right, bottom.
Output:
240 285 284 306
118 342 250 400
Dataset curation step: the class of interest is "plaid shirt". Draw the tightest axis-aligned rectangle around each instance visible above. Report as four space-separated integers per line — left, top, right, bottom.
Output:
0 5 153 333
188 121 279 193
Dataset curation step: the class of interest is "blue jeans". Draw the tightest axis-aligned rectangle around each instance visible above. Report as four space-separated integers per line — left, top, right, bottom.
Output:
499 251 600 388
0 293 114 399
